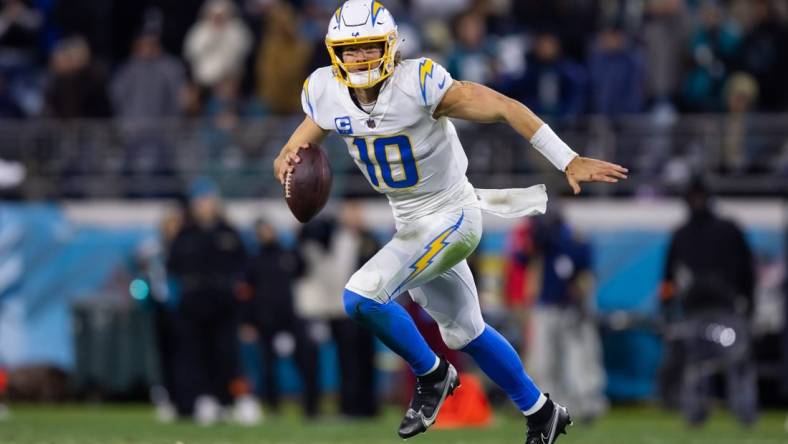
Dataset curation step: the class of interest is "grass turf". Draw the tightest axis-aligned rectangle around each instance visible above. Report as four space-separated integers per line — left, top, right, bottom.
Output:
0 404 786 444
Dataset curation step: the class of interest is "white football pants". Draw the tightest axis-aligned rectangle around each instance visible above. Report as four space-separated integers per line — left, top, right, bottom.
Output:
345 206 485 349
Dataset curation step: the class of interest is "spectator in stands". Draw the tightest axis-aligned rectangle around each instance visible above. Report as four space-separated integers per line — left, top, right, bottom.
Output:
0 0 41 115
43 36 111 189
255 2 312 115
524 208 607 423
199 74 265 179
295 200 380 418
681 0 743 112
740 0 788 111
721 72 767 173
0 0 41 65
660 178 757 427
588 23 646 115
166 178 261 425
505 31 588 120
111 28 186 121
111 27 187 179
240 219 320 418
203 75 257 128
641 0 690 111
44 36 111 118
184 0 252 91
446 9 497 85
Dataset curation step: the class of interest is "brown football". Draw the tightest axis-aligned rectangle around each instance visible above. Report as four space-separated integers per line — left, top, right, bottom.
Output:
284 143 332 223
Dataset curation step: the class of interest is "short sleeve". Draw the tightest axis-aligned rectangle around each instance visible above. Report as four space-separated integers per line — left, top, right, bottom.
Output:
416 58 454 114
300 71 333 130
301 75 317 121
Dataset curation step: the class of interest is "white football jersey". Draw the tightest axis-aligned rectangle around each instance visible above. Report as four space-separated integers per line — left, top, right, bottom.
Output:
301 58 478 221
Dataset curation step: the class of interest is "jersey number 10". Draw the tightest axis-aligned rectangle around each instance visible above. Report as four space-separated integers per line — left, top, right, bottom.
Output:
353 135 419 189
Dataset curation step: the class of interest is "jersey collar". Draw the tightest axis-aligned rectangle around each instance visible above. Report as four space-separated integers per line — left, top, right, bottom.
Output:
339 76 394 121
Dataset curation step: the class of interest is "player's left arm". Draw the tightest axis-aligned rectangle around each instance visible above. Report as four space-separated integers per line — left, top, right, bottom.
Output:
434 80 628 194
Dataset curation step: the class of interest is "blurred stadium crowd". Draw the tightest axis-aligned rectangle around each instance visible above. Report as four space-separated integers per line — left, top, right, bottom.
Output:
0 0 786 198
0 0 787 117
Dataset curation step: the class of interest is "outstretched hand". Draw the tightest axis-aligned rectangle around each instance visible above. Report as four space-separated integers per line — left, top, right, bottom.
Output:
565 156 628 195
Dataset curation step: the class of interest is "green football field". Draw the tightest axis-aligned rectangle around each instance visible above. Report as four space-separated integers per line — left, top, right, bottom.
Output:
0 404 786 444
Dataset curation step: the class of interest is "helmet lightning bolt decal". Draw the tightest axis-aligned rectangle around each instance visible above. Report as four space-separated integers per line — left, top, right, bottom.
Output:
418 58 435 107
371 1 385 27
334 5 343 29
392 210 464 295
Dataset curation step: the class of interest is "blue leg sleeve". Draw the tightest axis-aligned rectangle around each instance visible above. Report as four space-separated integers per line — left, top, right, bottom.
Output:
343 289 437 375
462 324 542 411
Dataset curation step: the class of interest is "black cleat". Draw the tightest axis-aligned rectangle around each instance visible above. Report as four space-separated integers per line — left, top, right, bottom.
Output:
526 400 572 444
397 360 460 439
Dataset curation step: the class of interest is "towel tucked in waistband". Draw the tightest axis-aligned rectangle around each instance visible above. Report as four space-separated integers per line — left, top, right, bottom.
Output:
474 184 548 218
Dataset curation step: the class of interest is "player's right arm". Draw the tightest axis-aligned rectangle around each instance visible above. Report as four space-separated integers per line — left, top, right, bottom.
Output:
274 69 333 184
273 116 329 185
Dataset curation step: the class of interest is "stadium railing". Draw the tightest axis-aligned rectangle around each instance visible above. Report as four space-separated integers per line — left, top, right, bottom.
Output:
1 114 786 199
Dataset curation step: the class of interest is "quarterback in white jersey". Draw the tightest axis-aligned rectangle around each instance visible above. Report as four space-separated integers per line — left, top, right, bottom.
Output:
301 56 476 221
273 1 627 443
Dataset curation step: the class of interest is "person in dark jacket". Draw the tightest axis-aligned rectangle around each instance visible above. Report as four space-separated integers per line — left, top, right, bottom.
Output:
662 180 755 317
240 219 320 417
45 36 112 119
587 23 646 115
166 178 259 424
659 178 757 427
503 31 588 120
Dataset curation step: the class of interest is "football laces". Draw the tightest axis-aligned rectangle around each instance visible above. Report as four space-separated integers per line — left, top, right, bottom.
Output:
284 170 292 199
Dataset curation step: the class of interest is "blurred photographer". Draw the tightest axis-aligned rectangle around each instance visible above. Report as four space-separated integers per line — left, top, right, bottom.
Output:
524 208 607 422
659 179 757 426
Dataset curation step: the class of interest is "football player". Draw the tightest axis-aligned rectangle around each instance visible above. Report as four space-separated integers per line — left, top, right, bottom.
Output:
273 2 627 443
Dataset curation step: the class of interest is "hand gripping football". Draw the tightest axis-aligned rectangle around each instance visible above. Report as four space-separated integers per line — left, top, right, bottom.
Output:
284 143 332 223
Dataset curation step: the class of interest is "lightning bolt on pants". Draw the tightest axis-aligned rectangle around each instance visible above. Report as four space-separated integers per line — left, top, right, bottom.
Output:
343 206 544 411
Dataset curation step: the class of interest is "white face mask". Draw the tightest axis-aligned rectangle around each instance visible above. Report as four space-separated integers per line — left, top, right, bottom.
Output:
347 67 382 87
